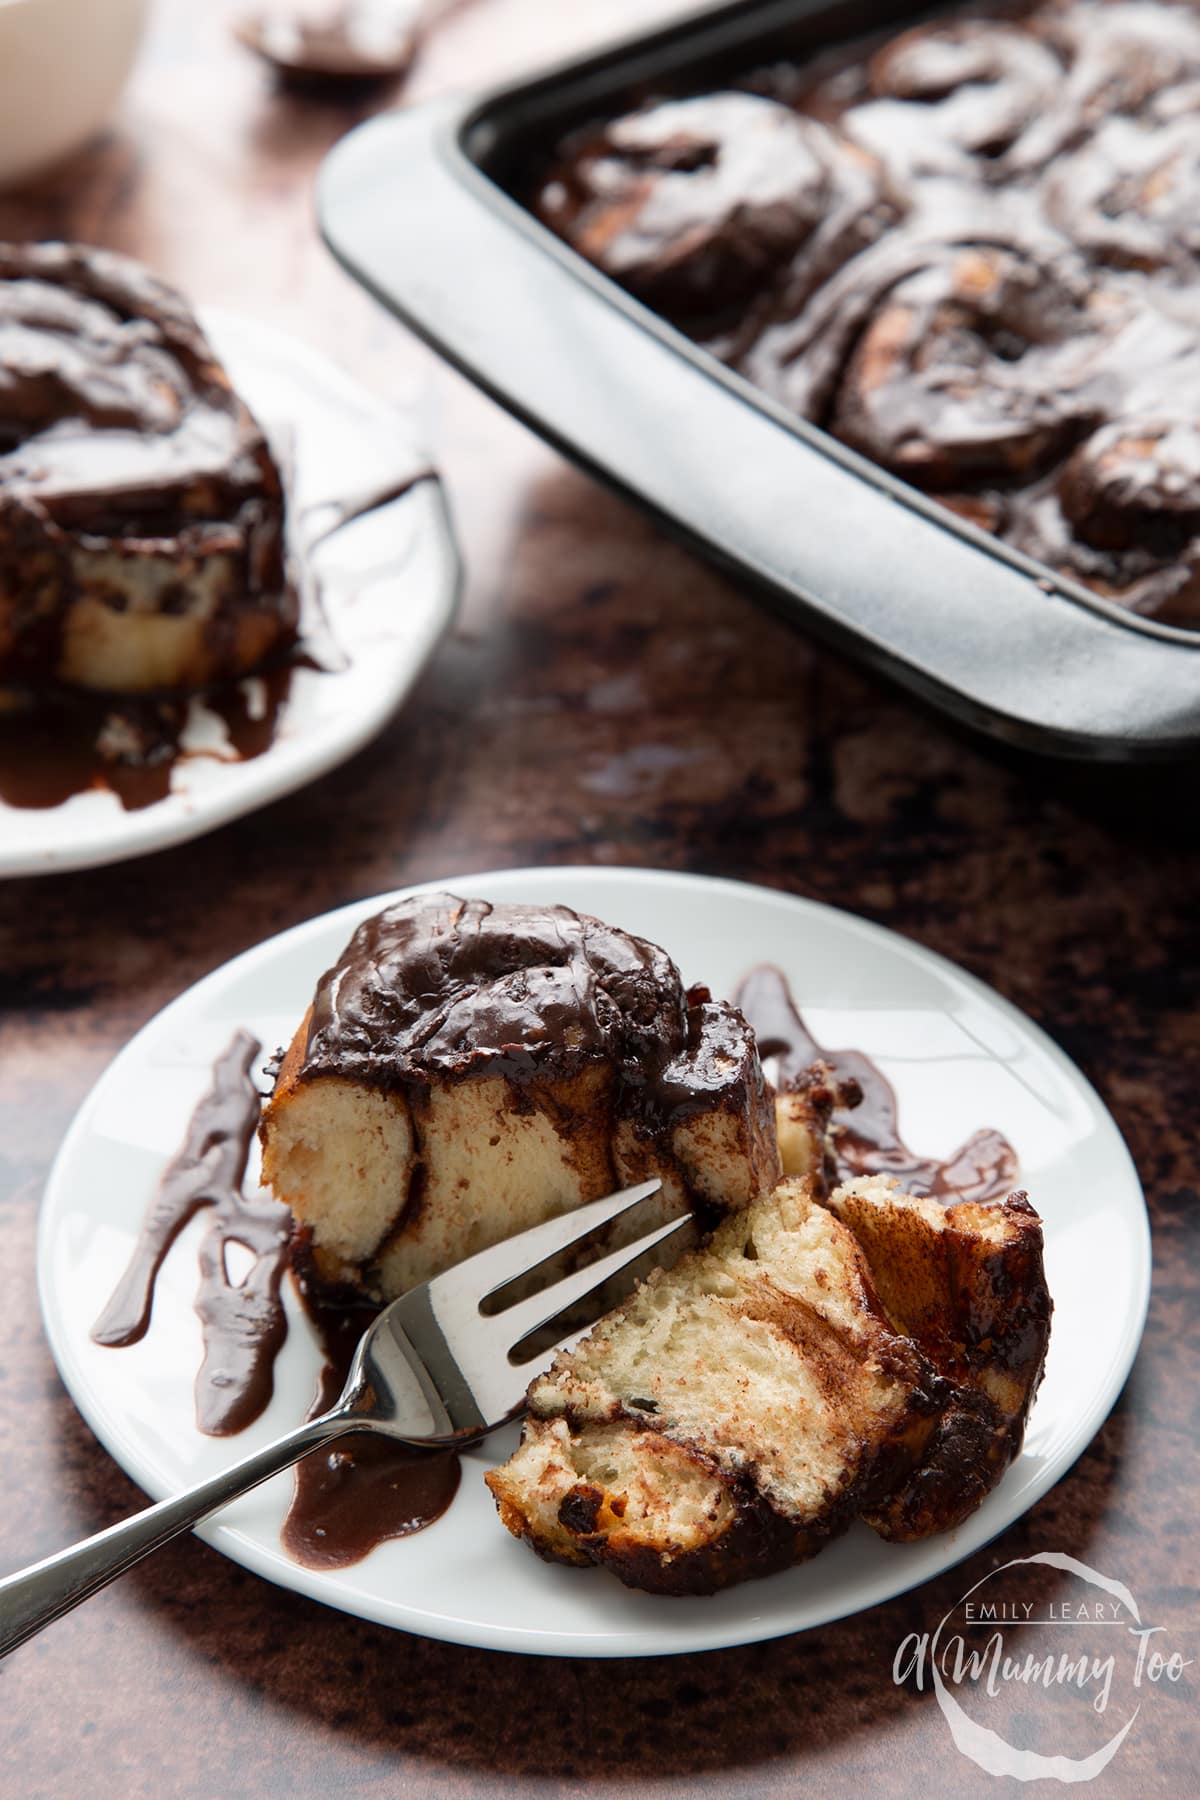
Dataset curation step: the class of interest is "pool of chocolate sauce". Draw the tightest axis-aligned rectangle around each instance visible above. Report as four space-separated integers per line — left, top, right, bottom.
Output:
0 452 436 815
92 965 1017 1569
0 662 307 815
281 1300 460 1570
0 451 436 815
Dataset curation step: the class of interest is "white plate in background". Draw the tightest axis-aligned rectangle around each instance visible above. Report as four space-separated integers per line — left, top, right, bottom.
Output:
0 311 459 878
38 867 1150 1656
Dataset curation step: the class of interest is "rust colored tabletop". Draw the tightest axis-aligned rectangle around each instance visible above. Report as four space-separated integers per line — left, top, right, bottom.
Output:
0 3 1196 1795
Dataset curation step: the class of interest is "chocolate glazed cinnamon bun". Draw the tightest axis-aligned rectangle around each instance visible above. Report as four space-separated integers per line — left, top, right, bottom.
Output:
1044 113 1200 274
1008 307 1200 625
537 93 892 338
738 194 1112 472
1005 0 1200 172
1010 423 1200 625
537 0 1200 628
826 242 1110 488
0 242 291 693
845 21 1061 177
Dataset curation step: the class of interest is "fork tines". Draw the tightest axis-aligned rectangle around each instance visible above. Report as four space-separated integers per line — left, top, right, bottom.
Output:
427 1176 691 1357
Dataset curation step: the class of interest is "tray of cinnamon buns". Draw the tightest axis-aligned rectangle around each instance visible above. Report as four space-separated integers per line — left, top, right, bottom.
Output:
318 0 1200 760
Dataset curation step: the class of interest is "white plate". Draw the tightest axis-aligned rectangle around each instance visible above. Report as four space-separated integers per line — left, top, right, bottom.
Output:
38 868 1150 1657
0 311 459 878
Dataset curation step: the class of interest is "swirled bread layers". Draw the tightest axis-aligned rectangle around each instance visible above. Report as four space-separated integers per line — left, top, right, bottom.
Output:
538 0 1200 625
486 1177 942 1594
0 243 290 692
487 1176 1050 1593
260 893 781 1302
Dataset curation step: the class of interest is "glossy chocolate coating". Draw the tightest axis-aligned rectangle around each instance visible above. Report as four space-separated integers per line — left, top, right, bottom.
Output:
303 892 691 1086
0 242 282 541
537 93 890 326
538 0 1200 626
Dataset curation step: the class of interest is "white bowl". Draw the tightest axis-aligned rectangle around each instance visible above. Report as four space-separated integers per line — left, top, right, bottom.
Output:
0 0 150 189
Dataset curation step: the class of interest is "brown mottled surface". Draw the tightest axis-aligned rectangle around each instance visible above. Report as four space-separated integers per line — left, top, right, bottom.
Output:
0 2 1196 1795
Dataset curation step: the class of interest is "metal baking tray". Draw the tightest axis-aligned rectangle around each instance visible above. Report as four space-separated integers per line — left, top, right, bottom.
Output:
317 0 1200 760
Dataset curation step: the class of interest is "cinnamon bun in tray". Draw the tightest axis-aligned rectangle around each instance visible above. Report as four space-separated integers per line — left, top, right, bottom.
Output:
318 0 1200 759
537 0 1200 631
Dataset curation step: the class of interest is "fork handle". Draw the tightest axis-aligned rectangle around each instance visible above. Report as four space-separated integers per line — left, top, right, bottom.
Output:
0 1410 356 1658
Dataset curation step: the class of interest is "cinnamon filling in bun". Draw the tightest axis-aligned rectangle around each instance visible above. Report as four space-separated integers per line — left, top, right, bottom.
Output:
536 0 1200 626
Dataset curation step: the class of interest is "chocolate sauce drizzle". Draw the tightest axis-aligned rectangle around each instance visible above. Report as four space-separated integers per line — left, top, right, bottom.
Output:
93 1031 460 1557
91 1031 292 1436
736 964 1018 1202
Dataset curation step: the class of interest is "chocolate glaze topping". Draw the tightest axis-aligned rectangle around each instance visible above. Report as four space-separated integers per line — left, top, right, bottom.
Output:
538 0 1200 627
736 964 1018 1202
0 242 284 569
303 892 691 1088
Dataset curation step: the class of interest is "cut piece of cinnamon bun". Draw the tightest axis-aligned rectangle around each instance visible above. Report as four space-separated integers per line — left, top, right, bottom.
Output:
486 1174 1051 1591
486 1176 943 1593
260 893 781 1304
826 1176 1052 1541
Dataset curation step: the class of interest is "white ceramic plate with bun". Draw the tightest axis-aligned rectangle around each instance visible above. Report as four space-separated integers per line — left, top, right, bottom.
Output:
0 311 459 878
37 868 1150 1656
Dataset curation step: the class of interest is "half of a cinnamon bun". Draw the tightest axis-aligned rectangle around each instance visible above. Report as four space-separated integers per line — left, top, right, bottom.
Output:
0 242 291 694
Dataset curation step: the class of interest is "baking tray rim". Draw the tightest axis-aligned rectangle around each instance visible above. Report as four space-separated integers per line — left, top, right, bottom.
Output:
315 2 1200 759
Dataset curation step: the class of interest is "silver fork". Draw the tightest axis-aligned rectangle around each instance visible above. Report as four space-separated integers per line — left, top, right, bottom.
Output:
0 1178 683 1658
